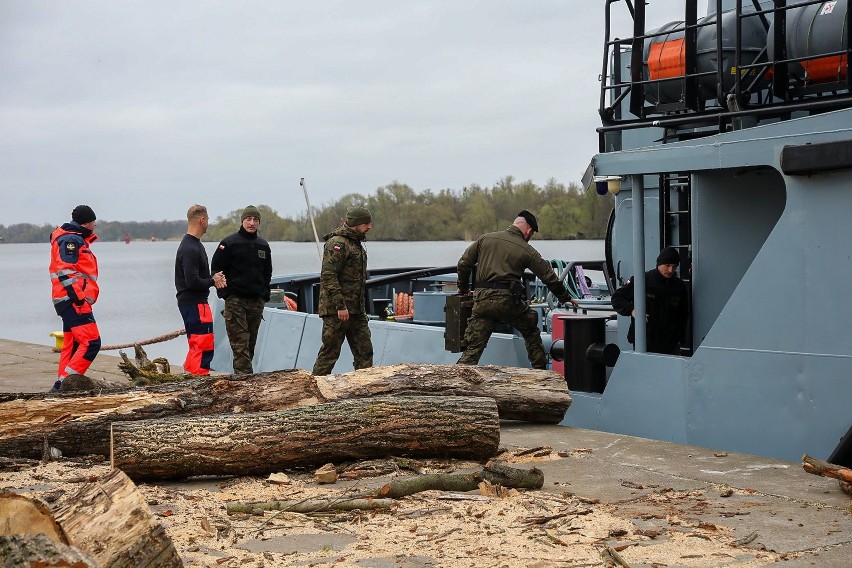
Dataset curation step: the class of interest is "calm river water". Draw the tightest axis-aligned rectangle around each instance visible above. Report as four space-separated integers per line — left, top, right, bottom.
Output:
0 239 604 364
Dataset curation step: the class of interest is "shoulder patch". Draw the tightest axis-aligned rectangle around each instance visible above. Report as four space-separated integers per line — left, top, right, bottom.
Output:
332 244 343 252
64 242 77 254
218 244 225 250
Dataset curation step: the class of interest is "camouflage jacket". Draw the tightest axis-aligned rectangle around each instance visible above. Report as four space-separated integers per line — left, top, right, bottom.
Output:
457 225 571 301
317 224 368 315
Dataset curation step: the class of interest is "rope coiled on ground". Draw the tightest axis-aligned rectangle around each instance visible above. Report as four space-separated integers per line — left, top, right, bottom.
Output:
100 329 186 351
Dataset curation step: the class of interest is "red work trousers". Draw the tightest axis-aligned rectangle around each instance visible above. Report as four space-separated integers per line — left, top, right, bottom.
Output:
57 303 101 379
179 302 214 375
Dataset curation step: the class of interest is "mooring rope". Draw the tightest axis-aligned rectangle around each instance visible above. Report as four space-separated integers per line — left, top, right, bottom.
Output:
100 329 186 351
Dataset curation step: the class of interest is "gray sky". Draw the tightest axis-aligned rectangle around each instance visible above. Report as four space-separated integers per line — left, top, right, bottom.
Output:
1 0 684 225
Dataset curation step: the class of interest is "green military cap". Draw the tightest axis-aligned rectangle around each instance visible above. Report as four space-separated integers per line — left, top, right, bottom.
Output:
346 206 372 227
241 205 261 221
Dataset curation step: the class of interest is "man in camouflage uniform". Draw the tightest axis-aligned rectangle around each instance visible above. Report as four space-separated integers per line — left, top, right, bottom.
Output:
456 210 578 369
312 206 374 375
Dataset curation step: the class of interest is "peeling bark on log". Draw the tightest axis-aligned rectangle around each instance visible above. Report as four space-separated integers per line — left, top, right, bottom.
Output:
0 534 98 568
51 468 183 568
317 364 571 424
112 395 500 481
226 497 396 514
0 370 320 459
0 470 181 568
375 462 544 499
1 364 567 460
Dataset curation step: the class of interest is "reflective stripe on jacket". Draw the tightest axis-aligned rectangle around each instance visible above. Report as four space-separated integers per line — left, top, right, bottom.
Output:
49 223 99 311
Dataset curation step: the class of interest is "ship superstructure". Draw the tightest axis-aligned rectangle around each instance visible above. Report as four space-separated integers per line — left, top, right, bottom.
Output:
580 0 852 462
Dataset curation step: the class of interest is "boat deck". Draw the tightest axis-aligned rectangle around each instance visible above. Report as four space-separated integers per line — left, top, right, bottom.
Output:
0 338 848 564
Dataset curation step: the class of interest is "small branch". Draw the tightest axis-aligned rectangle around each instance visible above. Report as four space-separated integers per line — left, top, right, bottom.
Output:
802 453 852 483
226 497 395 515
732 531 758 547
376 462 544 499
601 545 632 567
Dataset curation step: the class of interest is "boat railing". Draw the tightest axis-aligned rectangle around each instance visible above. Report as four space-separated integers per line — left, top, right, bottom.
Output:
598 0 852 144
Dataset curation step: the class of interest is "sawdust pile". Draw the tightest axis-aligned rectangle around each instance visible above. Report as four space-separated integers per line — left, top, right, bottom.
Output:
1 448 786 568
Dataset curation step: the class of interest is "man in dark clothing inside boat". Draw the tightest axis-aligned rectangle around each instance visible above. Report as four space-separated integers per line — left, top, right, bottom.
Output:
456 211 579 369
175 204 226 375
211 205 273 375
611 246 689 355
312 206 374 376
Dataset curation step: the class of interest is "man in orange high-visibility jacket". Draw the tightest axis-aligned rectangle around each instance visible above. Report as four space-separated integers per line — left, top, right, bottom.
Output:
49 205 102 391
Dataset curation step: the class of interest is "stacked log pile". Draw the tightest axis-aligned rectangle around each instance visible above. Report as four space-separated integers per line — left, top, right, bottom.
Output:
0 364 572 467
1 363 569 564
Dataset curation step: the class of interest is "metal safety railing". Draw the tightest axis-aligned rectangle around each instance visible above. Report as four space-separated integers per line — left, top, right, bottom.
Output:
598 0 852 144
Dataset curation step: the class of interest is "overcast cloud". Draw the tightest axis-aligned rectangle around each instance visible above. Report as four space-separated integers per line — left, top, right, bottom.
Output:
1 0 684 225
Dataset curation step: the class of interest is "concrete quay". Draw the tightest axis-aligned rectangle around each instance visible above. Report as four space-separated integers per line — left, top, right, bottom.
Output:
0 337 183 393
0 338 849 565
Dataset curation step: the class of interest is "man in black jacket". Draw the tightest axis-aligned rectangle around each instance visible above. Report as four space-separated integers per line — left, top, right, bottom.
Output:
611 246 689 355
175 204 226 375
211 205 273 374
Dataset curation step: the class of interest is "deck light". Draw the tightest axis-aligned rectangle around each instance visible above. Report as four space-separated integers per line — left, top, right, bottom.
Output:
594 176 622 195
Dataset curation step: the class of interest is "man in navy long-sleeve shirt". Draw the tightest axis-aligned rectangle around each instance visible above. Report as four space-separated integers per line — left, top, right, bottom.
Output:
174 204 226 374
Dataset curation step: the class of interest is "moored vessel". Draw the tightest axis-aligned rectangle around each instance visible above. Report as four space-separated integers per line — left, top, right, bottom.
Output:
214 0 852 465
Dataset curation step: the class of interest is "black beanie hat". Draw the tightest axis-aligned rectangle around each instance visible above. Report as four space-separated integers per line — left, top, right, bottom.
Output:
72 205 96 225
656 246 680 266
517 210 538 232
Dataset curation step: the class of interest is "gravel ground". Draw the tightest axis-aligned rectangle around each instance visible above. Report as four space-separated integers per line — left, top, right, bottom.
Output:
1 449 788 568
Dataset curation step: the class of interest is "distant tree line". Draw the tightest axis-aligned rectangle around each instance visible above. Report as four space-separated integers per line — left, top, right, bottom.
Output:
1 177 613 243
0 220 187 244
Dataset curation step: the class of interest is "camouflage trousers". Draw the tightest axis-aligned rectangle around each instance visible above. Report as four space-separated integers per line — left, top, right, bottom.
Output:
312 313 373 376
222 296 265 375
457 289 546 369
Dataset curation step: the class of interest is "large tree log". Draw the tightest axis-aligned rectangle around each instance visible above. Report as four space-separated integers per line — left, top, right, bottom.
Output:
51 468 182 567
112 395 500 481
0 370 320 459
0 469 181 568
1 364 568 459
317 364 571 424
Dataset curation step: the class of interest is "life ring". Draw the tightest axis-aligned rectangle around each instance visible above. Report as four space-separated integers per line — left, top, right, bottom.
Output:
394 292 414 318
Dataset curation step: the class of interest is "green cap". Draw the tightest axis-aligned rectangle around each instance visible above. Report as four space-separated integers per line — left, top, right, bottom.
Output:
241 205 261 221
346 206 372 227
